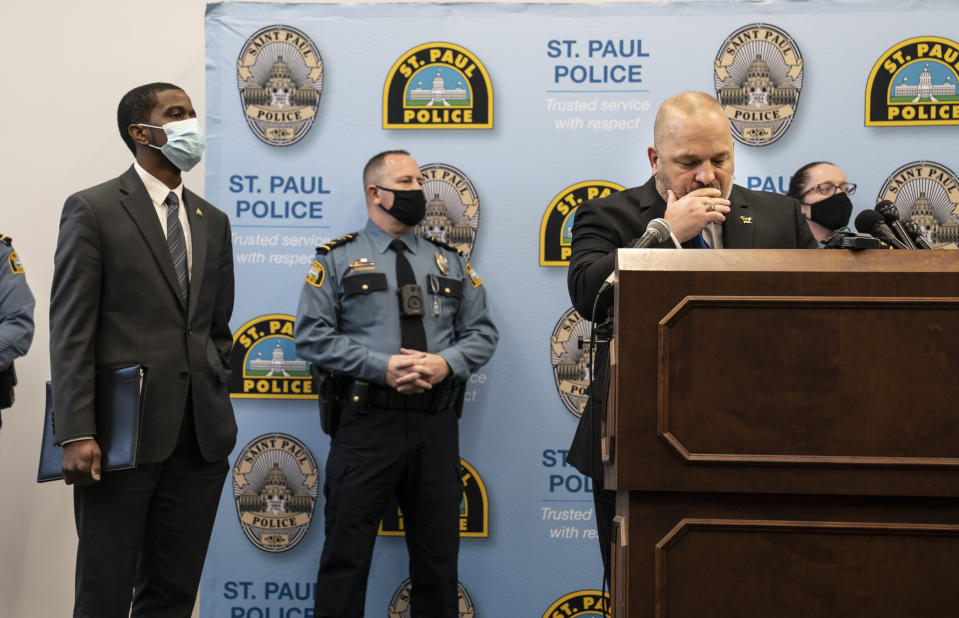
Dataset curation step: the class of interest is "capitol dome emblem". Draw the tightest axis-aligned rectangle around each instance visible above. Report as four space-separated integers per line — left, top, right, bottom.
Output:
877 161 959 248
551 307 593 418
866 36 959 126
229 314 315 399
714 24 804 146
236 25 324 146
232 433 319 552
414 163 481 259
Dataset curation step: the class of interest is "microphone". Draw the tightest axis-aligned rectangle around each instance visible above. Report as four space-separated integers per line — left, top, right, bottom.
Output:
855 210 907 249
630 218 672 248
597 218 674 294
903 220 935 249
875 200 917 248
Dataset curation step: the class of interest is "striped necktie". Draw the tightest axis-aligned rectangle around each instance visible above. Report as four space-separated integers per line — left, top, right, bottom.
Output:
165 192 190 302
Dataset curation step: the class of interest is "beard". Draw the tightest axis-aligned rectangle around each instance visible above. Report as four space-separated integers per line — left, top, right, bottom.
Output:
655 166 732 200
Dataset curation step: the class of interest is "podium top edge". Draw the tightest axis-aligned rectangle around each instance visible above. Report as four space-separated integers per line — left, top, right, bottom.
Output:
615 248 959 274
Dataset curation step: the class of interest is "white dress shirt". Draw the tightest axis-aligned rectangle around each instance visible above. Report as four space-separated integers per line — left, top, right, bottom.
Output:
133 162 193 280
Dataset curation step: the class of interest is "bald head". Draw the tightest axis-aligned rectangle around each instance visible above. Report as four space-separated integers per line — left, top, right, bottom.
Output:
648 91 735 201
653 91 730 148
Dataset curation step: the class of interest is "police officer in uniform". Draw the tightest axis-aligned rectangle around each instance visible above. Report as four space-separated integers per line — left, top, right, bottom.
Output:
294 150 498 618
0 234 36 428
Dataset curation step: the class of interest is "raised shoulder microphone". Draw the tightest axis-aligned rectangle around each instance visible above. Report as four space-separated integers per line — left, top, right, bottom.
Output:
597 218 675 295
855 210 907 249
875 200 917 248
903 220 935 249
630 218 672 248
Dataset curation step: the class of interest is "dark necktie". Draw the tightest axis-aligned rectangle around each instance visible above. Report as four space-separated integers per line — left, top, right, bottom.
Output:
692 232 710 249
165 192 190 302
389 239 428 351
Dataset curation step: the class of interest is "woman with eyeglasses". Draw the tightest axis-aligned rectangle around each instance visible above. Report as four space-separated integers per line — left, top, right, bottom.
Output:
787 161 857 243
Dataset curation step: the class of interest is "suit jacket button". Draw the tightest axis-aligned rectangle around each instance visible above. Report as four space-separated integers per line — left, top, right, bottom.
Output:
187 328 192 336
180 371 189 379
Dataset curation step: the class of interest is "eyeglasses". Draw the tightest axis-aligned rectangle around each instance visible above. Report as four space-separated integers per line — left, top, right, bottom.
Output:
803 182 857 197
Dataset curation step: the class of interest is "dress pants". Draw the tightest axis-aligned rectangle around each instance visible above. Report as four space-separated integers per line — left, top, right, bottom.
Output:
72 400 228 618
315 403 461 618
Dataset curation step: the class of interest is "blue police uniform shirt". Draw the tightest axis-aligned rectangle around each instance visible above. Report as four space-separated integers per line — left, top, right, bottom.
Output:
294 219 498 384
0 237 35 369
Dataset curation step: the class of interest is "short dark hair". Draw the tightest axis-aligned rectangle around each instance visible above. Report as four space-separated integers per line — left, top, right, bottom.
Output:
117 83 184 155
787 161 834 200
362 149 411 187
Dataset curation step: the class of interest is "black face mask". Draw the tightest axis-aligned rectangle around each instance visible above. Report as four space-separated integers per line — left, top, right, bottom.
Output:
807 192 853 230
376 186 426 226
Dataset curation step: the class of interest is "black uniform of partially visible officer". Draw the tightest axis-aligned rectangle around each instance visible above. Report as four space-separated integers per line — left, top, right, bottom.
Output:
0 235 36 427
294 150 498 618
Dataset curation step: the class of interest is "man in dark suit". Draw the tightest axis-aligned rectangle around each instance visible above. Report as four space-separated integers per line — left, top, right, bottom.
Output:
50 82 236 617
566 91 817 585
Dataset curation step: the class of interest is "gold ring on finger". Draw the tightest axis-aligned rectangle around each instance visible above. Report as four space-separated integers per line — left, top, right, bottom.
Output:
705 202 716 213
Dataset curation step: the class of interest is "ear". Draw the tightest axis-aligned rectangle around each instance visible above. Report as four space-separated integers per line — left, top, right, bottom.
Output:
129 124 152 148
647 146 660 175
365 184 380 204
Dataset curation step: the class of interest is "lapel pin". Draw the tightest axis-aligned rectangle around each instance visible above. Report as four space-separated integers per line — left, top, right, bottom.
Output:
740 215 752 224
196 208 203 217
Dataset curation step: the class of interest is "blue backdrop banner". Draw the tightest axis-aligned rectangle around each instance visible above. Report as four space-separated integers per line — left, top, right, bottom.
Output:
202 1 959 615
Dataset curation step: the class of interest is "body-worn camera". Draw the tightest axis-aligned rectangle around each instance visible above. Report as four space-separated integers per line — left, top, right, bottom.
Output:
397 284 425 317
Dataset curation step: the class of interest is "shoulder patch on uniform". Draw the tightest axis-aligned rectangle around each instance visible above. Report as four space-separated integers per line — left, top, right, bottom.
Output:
425 236 465 256
315 233 357 255
9 251 24 275
305 261 325 288
0 235 11 247
466 263 482 287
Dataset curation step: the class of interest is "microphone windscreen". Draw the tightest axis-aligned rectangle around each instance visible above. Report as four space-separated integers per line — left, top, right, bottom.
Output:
855 209 886 234
875 200 900 222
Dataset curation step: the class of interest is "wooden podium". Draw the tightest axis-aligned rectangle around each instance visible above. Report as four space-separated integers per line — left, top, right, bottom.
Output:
604 249 959 617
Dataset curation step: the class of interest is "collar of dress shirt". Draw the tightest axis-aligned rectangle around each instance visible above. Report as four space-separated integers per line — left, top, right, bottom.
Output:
133 162 184 208
365 218 422 255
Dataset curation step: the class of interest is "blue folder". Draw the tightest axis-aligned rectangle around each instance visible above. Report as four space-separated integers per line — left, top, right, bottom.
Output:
37 365 144 483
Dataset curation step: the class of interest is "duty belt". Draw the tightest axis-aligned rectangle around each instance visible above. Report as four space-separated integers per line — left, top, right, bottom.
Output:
346 378 464 412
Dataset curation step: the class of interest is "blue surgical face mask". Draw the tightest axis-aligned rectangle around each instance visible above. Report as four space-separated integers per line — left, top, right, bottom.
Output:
139 118 205 171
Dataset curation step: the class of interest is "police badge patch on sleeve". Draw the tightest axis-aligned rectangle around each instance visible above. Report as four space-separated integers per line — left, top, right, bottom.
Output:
306 261 325 287
465 264 482 287
9 252 24 274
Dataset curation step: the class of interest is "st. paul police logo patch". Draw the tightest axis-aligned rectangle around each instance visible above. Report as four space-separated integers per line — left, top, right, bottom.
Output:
551 307 593 418
237 25 324 146
714 24 803 146
8 252 24 274
540 181 625 266
232 433 319 553
877 161 959 247
383 42 493 129
229 314 315 399
541 589 609 617
866 36 959 126
388 579 475 618
414 162 481 258
379 458 489 538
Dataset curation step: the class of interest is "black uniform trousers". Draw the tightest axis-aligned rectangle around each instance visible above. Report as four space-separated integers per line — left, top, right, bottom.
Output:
72 397 228 618
315 401 461 618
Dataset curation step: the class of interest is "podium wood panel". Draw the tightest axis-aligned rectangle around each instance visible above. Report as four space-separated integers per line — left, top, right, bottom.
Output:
607 250 959 616
658 296 959 466
612 491 959 618
609 249 959 497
